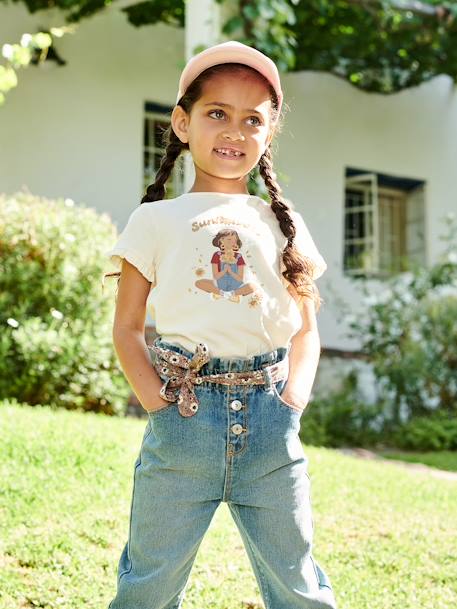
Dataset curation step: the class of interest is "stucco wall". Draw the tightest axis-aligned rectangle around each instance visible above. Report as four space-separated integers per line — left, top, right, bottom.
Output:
1 5 456 354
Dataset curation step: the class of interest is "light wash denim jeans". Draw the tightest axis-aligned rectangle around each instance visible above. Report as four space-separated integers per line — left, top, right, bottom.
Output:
108 338 338 609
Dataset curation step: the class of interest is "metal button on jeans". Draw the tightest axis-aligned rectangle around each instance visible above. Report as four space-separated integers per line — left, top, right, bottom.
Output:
231 423 244 435
230 399 243 411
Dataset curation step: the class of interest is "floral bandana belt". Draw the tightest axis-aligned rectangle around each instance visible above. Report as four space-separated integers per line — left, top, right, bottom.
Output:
147 340 289 417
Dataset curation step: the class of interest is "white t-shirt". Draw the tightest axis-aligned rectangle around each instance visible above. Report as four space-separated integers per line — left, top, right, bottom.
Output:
105 192 327 358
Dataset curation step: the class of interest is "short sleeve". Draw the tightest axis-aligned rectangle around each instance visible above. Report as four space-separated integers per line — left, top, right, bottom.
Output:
105 204 157 283
291 210 328 280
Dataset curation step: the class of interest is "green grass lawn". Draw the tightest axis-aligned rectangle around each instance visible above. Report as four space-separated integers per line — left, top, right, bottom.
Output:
1 401 456 609
377 449 457 473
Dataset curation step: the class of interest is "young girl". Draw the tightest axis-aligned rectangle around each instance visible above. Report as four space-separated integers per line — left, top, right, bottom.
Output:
104 40 338 609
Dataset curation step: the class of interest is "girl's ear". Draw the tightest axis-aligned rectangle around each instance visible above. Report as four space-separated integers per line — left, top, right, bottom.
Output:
171 105 189 144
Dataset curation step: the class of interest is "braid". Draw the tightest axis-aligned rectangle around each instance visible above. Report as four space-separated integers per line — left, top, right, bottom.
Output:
141 128 185 203
102 126 185 293
258 146 323 312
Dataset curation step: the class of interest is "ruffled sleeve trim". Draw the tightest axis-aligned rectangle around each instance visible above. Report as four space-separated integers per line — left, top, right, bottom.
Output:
105 246 156 284
311 256 328 280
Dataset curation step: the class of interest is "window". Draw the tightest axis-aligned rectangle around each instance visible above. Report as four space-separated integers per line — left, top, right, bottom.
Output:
344 168 426 278
144 101 184 198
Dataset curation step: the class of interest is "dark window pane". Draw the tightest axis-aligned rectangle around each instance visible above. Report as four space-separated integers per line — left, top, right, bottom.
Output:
144 149 150 171
145 118 156 148
344 242 364 270
345 189 365 209
154 152 163 170
345 211 367 239
154 120 169 148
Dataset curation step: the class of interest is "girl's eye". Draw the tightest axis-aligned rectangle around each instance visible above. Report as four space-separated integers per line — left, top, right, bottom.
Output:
208 109 262 126
209 109 225 120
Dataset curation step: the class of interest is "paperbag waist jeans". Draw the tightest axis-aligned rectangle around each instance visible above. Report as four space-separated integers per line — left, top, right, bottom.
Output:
108 338 338 609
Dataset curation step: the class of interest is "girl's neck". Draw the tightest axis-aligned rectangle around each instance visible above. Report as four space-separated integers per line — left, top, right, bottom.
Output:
185 190 251 196
187 181 250 196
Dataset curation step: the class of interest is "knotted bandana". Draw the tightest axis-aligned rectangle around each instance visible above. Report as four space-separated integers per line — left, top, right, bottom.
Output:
148 340 288 417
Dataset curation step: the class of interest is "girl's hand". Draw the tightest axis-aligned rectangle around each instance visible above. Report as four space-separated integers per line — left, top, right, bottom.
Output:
142 393 171 413
281 386 309 411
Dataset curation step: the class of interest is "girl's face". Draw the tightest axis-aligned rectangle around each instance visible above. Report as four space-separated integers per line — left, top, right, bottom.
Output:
220 234 238 251
172 72 275 193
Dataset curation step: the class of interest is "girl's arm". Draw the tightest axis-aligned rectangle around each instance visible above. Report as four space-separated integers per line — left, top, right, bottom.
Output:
212 262 226 279
112 258 168 412
283 290 321 410
227 265 244 281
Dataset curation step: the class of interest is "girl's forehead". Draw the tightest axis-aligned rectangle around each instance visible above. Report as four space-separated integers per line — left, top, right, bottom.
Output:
198 75 273 112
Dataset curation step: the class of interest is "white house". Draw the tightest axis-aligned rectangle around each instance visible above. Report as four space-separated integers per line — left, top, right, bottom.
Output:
1 1 455 402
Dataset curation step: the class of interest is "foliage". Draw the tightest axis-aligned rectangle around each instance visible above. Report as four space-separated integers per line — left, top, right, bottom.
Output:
300 371 383 448
334 213 457 426
0 190 130 414
2 0 457 105
303 371 457 452
390 411 457 451
292 0 457 93
301 212 457 453
0 26 75 106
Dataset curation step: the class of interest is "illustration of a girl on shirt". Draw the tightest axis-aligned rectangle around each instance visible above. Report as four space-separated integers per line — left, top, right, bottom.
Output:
195 229 260 303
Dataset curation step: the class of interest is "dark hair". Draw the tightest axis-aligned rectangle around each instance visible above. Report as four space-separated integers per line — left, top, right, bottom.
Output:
212 229 242 251
104 62 324 311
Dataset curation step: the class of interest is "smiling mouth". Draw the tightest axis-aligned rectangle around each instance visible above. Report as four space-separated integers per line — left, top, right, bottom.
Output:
213 148 245 159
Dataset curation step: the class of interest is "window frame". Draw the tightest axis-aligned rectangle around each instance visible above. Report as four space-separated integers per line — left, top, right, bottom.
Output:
143 107 184 198
343 172 426 278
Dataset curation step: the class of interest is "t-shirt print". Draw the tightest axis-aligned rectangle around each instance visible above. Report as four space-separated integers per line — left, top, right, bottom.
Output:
194 228 263 305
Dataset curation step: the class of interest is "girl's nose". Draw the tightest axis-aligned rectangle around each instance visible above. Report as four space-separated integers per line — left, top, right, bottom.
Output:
223 131 245 141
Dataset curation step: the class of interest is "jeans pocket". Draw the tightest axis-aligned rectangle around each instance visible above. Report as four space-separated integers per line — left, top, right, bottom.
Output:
146 374 178 416
310 555 334 591
272 380 304 414
146 400 177 417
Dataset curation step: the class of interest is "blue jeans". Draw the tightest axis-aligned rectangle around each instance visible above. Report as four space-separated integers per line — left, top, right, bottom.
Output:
108 338 338 609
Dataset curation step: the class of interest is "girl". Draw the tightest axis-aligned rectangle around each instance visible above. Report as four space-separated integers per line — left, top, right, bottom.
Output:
104 40 338 609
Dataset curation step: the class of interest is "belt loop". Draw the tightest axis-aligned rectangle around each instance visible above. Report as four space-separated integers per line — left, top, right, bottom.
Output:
262 366 273 391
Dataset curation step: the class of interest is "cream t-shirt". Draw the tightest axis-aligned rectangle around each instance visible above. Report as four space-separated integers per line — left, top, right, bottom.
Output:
105 192 327 358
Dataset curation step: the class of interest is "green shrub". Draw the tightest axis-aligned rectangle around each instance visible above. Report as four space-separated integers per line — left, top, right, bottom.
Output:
301 372 383 448
301 387 457 452
0 190 130 414
390 413 457 451
337 212 457 426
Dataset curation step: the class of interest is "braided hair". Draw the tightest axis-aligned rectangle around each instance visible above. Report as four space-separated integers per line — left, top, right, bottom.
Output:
103 62 324 311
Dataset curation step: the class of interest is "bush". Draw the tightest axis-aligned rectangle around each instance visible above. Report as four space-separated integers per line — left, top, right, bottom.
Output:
301 382 457 452
0 190 130 414
337 212 457 426
390 413 457 451
300 372 383 448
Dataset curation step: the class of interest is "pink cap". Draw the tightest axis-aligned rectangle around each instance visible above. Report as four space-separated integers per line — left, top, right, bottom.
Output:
176 40 283 115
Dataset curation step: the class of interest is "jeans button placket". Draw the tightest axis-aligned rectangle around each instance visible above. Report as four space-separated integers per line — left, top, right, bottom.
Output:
227 368 246 453
230 399 243 411
231 423 243 434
